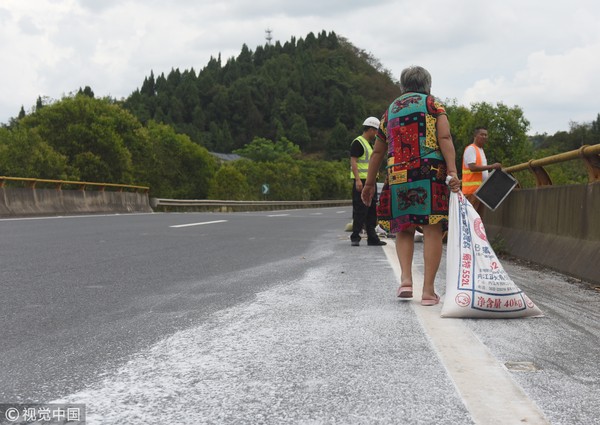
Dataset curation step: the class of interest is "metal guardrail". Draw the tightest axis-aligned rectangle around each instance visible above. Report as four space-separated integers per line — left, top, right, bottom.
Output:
505 143 600 187
151 198 351 212
0 176 149 193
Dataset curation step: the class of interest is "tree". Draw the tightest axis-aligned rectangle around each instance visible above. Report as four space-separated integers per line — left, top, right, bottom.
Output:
296 159 349 200
35 96 44 112
207 164 251 200
77 86 95 98
0 126 69 179
233 136 301 162
121 31 399 154
19 94 140 183
326 120 351 160
288 114 311 149
591 113 600 137
140 71 156 97
142 121 217 198
445 101 533 174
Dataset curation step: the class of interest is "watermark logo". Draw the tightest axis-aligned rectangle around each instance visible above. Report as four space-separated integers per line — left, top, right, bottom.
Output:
0 404 85 424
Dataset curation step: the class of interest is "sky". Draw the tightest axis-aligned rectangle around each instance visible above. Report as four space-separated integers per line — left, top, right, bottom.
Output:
1 0 599 135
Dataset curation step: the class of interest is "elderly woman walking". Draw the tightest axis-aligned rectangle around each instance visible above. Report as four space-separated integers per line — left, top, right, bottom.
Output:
361 66 460 305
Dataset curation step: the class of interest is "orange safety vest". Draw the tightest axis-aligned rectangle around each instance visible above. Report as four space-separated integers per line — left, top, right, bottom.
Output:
462 144 483 195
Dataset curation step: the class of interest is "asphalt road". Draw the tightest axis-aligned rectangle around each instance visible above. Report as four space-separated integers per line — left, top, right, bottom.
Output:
0 210 342 402
1 209 599 424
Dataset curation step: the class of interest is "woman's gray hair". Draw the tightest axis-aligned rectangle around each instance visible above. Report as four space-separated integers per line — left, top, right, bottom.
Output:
399 66 432 95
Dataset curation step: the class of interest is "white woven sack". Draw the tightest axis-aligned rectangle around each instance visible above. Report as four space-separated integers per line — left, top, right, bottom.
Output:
441 191 543 318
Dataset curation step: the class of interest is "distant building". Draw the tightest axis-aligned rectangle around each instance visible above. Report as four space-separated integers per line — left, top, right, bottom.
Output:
210 152 244 162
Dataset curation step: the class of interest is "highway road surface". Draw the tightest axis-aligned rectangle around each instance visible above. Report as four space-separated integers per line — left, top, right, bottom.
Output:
1 209 598 424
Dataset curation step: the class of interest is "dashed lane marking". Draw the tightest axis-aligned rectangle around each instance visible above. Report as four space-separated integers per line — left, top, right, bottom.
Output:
169 220 227 228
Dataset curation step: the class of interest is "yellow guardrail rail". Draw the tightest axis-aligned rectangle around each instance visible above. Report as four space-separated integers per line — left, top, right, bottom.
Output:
505 143 600 187
0 176 149 193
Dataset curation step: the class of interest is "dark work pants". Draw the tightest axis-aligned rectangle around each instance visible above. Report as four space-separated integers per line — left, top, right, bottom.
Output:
351 179 379 242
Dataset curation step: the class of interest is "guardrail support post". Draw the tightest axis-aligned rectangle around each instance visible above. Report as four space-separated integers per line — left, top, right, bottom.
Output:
580 145 600 182
527 160 552 187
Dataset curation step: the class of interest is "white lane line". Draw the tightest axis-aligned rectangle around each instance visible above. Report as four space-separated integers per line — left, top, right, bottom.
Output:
267 214 290 217
0 213 155 222
381 241 550 425
169 220 227 228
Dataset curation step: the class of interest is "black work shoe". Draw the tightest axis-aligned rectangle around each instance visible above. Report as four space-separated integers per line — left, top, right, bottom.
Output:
367 240 387 246
351 240 360 246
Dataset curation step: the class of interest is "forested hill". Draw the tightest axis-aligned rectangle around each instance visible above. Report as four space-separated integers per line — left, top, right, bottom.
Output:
3 30 596 198
123 30 401 159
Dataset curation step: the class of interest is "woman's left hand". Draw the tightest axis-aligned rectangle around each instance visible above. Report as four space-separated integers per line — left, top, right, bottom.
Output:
447 175 461 192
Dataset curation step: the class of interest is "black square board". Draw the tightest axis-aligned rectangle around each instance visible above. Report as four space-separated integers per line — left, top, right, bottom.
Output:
474 169 518 211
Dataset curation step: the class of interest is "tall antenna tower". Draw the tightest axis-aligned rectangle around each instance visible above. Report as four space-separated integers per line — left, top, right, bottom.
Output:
265 28 273 45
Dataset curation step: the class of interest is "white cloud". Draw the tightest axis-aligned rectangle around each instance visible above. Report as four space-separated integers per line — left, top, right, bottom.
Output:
463 42 600 133
1 0 599 135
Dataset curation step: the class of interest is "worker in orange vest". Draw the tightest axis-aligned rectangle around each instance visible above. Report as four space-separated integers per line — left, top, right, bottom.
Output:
461 127 501 216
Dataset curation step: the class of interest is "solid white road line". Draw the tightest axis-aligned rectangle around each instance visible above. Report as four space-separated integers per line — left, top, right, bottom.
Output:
169 220 227 228
381 241 550 425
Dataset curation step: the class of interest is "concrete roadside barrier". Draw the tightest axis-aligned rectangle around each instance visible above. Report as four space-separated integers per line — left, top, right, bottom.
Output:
0 177 151 217
0 187 152 217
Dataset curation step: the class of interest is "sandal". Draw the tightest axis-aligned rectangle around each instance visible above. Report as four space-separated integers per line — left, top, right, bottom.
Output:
421 293 440 306
397 283 413 299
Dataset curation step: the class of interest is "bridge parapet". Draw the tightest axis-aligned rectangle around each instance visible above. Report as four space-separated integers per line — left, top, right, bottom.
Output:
486 144 600 285
0 176 151 217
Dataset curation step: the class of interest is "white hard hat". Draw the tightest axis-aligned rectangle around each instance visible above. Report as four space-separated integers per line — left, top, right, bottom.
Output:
363 116 380 129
